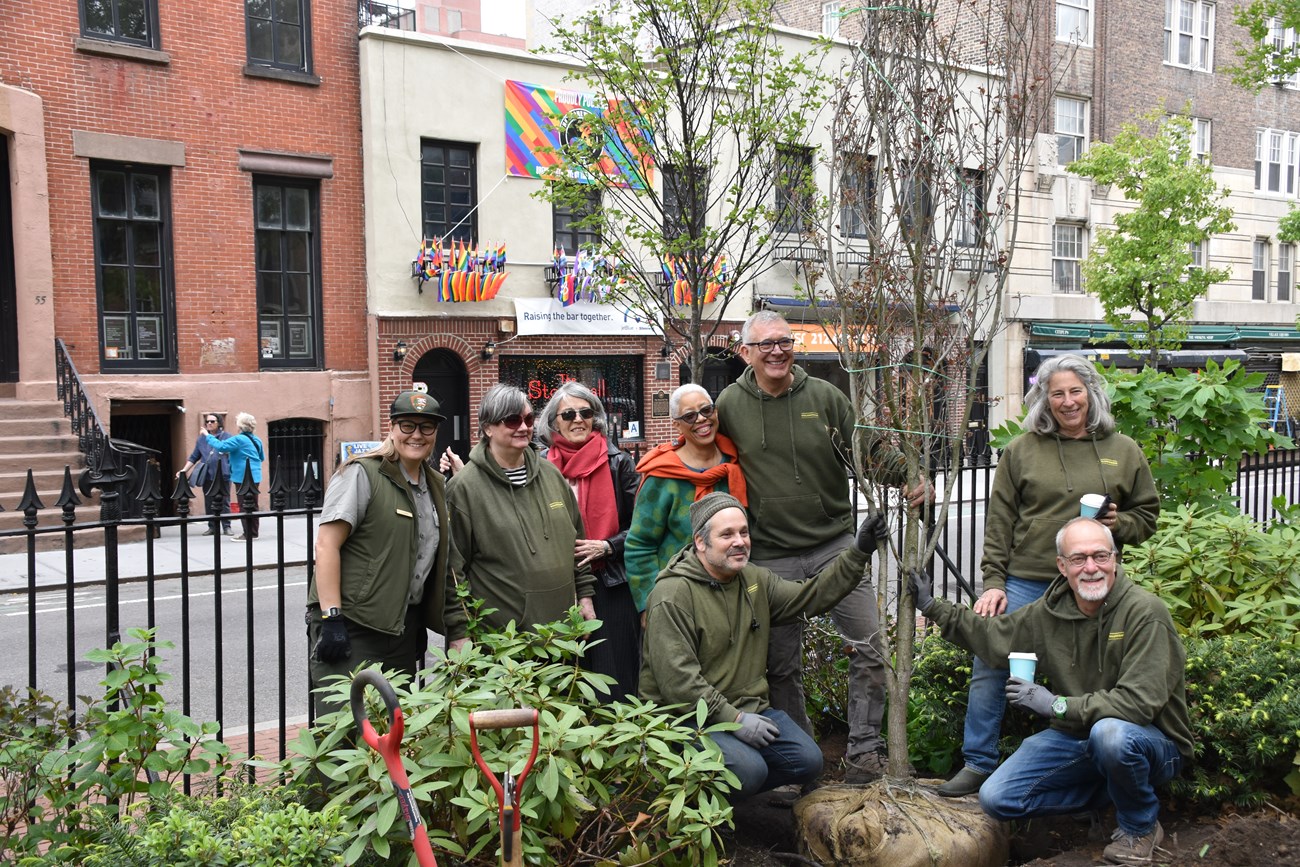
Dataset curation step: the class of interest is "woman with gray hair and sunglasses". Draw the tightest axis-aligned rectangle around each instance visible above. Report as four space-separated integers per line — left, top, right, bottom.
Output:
534 381 641 702
443 384 596 653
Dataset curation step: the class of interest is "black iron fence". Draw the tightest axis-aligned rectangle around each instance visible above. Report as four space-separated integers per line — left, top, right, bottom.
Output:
3 446 1297 777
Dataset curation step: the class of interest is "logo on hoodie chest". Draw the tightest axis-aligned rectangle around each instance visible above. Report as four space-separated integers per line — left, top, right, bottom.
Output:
800 411 820 421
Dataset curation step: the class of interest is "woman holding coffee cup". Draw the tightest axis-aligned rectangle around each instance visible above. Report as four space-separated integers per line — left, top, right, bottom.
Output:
937 353 1159 799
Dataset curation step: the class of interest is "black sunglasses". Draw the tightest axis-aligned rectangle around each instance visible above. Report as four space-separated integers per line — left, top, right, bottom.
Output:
674 404 716 425
559 408 596 422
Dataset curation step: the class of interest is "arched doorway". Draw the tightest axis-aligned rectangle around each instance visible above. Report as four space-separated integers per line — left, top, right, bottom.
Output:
412 348 470 464
682 351 745 400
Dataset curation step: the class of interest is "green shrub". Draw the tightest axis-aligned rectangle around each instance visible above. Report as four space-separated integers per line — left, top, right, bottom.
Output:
803 614 850 735
285 608 737 867
1176 634 1300 807
73 784 350 866
1125 505 1300 643
1 687 79 861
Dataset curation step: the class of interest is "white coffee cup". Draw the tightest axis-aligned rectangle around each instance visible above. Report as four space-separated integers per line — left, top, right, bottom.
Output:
1008 652 1038 682
1079 493 1107 518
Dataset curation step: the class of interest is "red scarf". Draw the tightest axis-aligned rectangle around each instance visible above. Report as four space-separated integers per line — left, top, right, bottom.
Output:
547 433 620 542
633 433 748 506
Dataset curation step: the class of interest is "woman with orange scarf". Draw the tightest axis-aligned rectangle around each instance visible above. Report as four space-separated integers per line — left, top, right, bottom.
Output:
625 383 747 613
537 381 641 703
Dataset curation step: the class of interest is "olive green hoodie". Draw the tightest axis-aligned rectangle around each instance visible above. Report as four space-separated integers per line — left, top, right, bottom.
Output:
982 429 1158 589
444 441 594 642
927 569 1193 760
717 364 907 559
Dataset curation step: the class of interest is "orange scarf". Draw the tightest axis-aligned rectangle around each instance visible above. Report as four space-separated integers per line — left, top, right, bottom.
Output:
634 433 747 505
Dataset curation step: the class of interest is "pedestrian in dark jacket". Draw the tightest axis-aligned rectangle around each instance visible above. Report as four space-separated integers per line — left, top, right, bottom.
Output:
207 412 265 540
444 384 595 650
178 412 231 535
911 518 1190 866
537 381 641 702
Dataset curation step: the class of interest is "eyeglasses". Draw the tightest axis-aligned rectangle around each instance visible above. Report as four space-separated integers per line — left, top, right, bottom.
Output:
205 419 218 424
395 420 439 436
559 407 595 422
499 412 536 430
744 337 796 354
1063 550 1115 568
673 404 716 425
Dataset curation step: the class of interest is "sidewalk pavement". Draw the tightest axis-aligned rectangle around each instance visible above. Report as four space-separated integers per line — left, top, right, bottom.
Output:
0 515 316 593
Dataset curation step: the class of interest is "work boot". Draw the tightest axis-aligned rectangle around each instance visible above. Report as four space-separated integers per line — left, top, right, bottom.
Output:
842 750 888 784
1103 821 1164 865
936 766 989 798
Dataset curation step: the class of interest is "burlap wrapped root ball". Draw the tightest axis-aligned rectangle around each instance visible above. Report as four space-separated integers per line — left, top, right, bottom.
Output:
795 781 1009 867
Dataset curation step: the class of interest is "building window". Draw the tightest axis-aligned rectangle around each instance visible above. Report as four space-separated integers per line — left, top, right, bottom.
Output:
1254 128 1300 196
254 178 321 368
1269 17 1300 87
1192 117 1211 162
553 189 601 255
822 2 842 38
93 164 175 370
775 146 815 234
1164 0 1214 71
1052 224 1085 294
1187 238 1207 271
1055 97 1087 166
246 0 311 73
954 168 985 247
1253 240 1270 301
421 140 477 243
501 355 645 441
840 153 876 239
1279 243 1294 302
81 0 160 49
663 164 708 242
1056 0 1091 44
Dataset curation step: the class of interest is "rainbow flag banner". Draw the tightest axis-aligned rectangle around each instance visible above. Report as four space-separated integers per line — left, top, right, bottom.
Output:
505 80 652 188
551 248 629 307
413 238 508 301
661 255 730 305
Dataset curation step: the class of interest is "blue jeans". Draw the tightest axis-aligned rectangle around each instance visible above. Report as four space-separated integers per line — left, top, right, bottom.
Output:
979 720 1182 836
961 575 1050 774
754 533 886 760
710 709 823 800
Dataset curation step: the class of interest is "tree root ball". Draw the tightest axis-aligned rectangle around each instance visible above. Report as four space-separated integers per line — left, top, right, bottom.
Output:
795 780 1009 867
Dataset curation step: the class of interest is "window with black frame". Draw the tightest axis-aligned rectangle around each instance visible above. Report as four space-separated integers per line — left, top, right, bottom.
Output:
553 188 602 254
246 0 311 73
92 162 175 370
662 163 708 241
81 0 161 49
775 146 814 234
422 140 478 244
254 178 322 368
840 153 876 239
499 356 645 441
954 168 985 248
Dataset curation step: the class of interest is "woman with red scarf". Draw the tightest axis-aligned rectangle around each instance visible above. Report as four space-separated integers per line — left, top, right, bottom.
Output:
537 381 641 702
624 383 747 615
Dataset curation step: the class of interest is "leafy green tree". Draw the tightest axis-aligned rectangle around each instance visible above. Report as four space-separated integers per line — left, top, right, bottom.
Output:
1068 109 1237 366
539 0 828 380
1229 0 1300 90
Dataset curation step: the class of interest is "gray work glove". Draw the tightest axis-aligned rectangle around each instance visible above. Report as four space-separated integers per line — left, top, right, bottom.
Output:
1005 676 1056 718
907 568 935 614
735 712 780 749
314 618 352 663
854 512 888 554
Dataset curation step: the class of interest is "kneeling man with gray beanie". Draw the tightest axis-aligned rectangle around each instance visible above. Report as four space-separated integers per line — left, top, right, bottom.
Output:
639 492 888 800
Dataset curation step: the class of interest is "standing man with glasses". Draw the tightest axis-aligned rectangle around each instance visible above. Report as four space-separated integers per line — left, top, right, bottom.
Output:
909 518 1190 866
444 384 596 652
717 310 928 785
177 413 232 536
306 391 454 716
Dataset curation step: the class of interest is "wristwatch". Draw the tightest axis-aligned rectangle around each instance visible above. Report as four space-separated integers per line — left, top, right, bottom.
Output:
1052 696 1068 719
322 607 342 620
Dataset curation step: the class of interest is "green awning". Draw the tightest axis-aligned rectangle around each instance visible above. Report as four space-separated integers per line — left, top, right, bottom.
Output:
1029 322 1300 343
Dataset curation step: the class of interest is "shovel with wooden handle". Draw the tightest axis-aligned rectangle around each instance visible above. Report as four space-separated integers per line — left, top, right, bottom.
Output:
468 708 540 867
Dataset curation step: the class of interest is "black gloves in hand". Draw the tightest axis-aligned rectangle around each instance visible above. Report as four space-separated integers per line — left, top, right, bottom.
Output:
907 568 935 614
1005 676 1056 717
735 712 780 748
854 512 888 553
314 617 351 663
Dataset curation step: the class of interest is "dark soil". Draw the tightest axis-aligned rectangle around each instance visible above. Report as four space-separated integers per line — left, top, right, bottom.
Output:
725 733 1300 866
